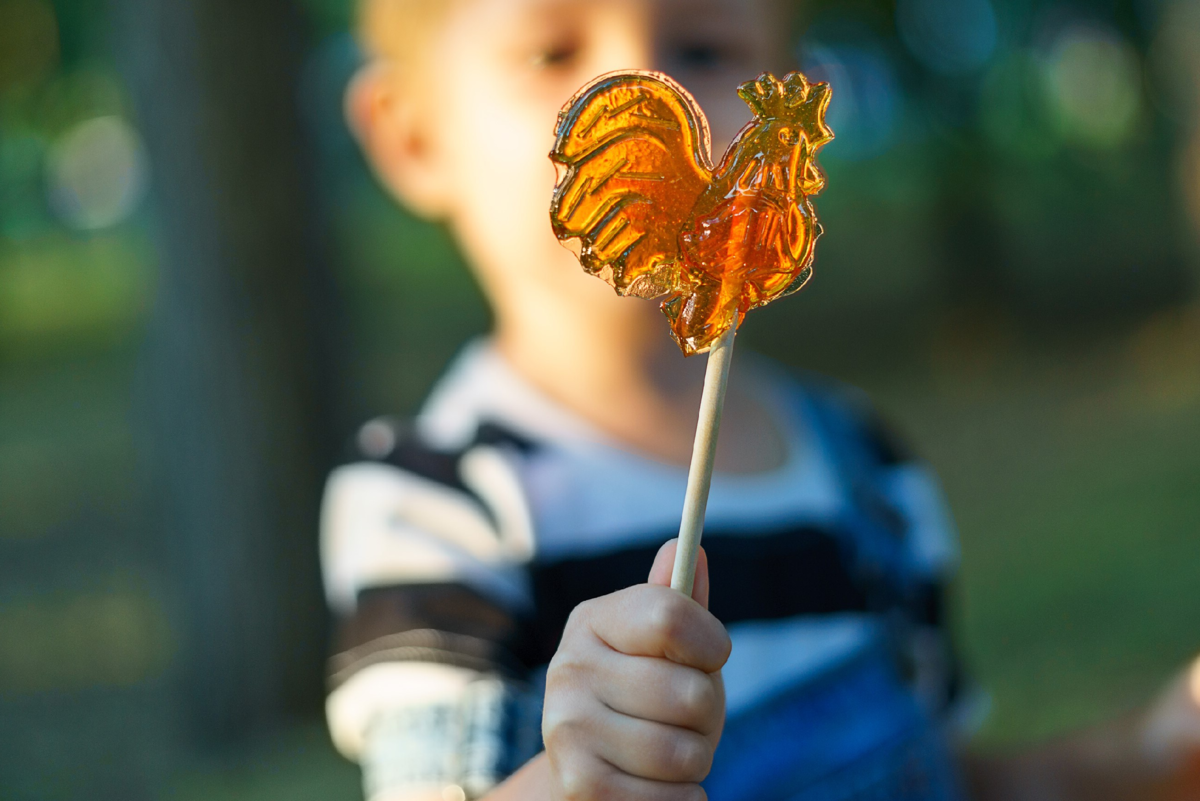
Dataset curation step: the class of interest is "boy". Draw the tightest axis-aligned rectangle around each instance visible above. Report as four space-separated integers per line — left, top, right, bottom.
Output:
321 0 1200 799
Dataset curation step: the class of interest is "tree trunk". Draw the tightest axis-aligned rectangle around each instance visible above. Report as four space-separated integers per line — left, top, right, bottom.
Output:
117 0 343 743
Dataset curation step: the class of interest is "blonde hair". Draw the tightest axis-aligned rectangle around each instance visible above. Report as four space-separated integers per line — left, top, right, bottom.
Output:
357 0 804 70
356 0 460 65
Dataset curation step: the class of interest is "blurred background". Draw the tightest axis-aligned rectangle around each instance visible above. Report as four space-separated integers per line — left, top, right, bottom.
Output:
1 0 1198 798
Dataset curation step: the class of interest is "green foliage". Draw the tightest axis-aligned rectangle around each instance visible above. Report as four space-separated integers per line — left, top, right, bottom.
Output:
0 231 153 359
297 0 354 36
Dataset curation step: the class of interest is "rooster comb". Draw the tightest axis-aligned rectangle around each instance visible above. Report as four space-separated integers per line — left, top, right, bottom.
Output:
738 72 833 142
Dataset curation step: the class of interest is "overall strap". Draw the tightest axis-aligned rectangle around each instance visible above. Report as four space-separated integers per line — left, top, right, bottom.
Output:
798 380 968 720
804 386 916 591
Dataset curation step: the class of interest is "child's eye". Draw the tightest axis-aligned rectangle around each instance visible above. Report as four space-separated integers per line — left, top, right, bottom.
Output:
530 41 580 70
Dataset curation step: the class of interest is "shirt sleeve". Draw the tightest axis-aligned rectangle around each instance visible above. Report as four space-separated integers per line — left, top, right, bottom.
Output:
320 419 542 800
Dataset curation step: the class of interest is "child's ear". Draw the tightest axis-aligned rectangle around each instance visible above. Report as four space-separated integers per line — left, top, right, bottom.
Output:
345 63 450 219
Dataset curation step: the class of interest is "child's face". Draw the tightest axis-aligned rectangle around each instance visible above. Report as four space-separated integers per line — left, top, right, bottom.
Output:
354 0 791 331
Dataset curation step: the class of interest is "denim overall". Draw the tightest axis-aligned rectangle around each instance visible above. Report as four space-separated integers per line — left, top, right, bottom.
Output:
702 385 966 801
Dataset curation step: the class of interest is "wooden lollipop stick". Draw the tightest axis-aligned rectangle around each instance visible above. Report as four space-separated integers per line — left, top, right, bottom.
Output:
670 319 738 596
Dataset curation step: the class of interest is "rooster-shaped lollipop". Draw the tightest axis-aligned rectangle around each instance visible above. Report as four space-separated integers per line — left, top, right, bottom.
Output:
549 70 833 594
550 70 833 355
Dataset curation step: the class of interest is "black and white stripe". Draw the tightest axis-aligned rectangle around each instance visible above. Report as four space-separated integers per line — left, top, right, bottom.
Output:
321 341 967 799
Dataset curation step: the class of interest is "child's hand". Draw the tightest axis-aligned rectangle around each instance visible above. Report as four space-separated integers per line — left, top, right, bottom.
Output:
542 539 731 800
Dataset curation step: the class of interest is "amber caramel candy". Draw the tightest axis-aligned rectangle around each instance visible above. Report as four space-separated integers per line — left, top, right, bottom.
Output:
550 71 833 355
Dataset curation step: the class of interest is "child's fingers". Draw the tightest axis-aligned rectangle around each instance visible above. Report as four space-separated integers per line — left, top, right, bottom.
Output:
647 538 675 586
593 652 724 734
589 711 715 783
582 585 730 673
647 538 711 609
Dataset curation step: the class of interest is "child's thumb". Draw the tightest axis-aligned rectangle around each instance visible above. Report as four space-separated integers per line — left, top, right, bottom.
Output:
647 538 711 610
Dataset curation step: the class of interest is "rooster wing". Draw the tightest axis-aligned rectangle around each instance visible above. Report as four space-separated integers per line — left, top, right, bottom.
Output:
549 71 713 298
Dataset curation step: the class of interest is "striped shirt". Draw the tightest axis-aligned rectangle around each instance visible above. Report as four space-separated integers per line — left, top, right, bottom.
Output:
322 340 970 801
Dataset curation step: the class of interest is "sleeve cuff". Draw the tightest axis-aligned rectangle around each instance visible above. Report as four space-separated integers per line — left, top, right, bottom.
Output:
330 669 543 800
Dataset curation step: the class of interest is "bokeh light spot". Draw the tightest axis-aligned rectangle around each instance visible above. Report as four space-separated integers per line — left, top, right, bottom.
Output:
897 0 999 74
1042 24 1142 150
46 116 149 230
803 44 902 162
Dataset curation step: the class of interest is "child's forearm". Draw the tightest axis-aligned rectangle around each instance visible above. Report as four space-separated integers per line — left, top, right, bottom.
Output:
965 659 1200 801
964 717 1199 801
